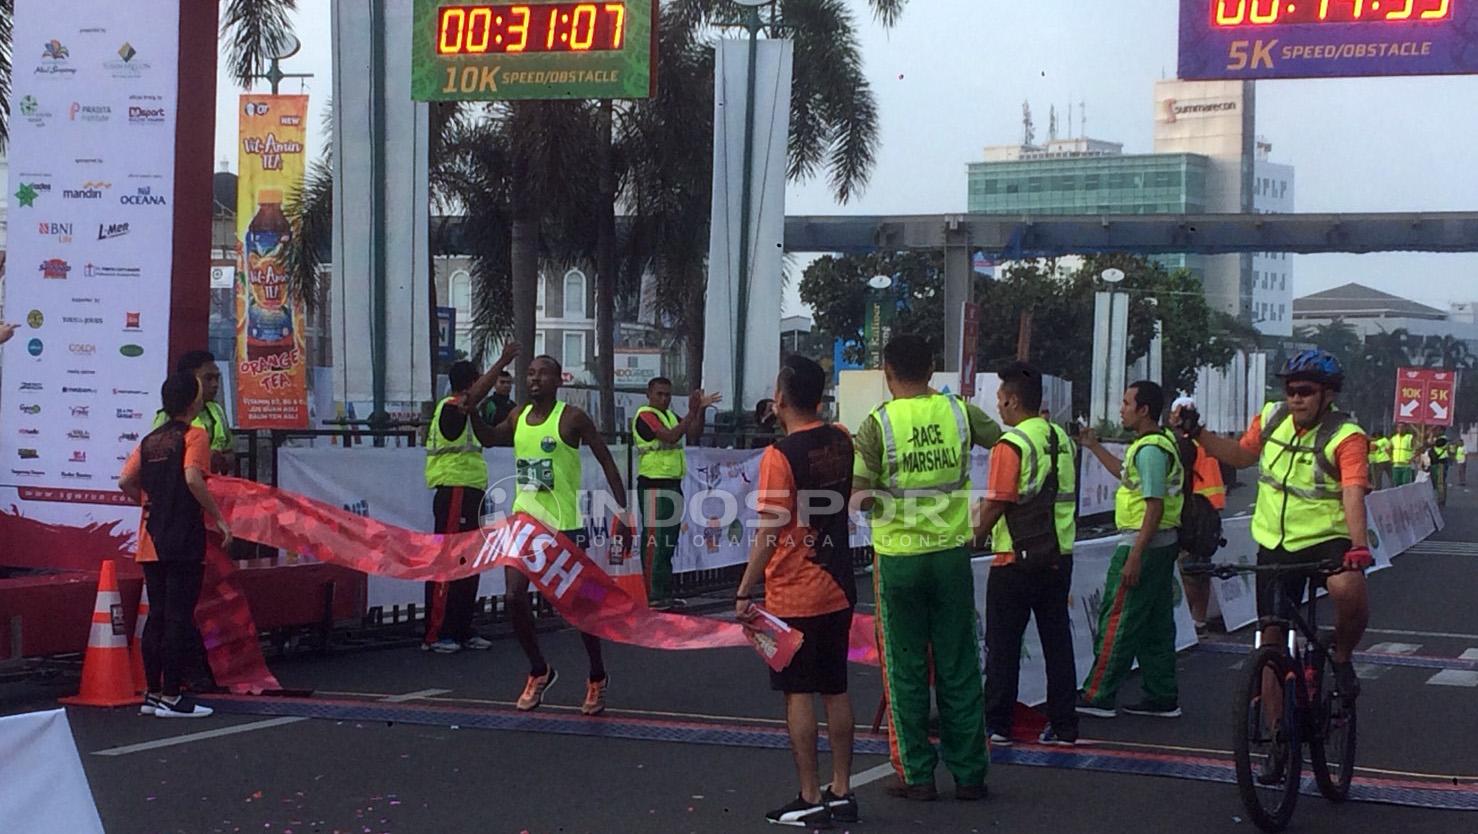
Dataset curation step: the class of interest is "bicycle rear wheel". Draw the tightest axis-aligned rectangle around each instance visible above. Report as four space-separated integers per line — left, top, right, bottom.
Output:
1311 645 1358 801
1233 646 1302 832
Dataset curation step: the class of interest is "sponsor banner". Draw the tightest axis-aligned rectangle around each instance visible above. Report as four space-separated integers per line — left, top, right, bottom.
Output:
1 2 178 536
234 94 309 428
1366 480 1444 568
971 534 1200 708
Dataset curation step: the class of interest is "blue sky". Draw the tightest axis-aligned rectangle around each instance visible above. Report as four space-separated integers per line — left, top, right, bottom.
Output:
213 0 1478 316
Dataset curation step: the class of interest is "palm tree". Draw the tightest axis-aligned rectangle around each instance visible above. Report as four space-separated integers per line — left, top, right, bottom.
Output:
0 0 12 152
1421 334 1475 371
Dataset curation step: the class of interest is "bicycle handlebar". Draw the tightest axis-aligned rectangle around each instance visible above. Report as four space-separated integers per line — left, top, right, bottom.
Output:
1182 561 1354 581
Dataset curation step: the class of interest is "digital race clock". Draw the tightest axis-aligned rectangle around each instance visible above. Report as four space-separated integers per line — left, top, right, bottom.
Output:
412 0 655 101
1180 0 1478 79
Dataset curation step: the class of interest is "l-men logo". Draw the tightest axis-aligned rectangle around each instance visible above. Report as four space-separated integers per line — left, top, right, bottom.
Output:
120 186 165 206
97 222 130 240
40 258 71 279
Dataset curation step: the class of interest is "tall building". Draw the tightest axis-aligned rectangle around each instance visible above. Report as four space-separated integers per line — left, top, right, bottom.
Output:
1251 139 1295 336
968 82 1288 332
1152 79 1257 322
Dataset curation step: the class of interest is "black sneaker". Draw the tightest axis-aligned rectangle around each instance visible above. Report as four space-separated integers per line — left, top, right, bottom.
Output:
1038 725 1077 746
1332 660 1362 700
883 777 938 801
988 728 1014 747
765 795 831 828
139 693 163 716
1123 700 1182 718
153 695 213 719
821 789 859 823
954 783 989 801
1076 695 1118 718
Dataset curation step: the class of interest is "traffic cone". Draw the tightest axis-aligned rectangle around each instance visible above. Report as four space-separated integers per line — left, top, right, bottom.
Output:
129 585 151 695
60 560 143 708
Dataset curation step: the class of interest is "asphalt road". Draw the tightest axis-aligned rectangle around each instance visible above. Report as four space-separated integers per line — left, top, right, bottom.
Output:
6 479 1478 834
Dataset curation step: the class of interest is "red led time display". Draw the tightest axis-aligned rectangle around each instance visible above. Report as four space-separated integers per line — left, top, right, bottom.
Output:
436 3 627 54
1212 0 1453 25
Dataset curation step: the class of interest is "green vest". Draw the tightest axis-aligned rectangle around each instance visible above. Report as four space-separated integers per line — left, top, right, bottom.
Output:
424 397 488 490
990 417 1077 557
1368 437 1391 465
513 401 582 531
865 393 972 557
1251 402 1364 551
1391 432 1414 465
1115 429 1185 533
152 400 232 452
633 406 685 480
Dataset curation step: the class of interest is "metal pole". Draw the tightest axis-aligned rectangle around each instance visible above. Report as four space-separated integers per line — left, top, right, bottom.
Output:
369 0 389 437
732 6 762 423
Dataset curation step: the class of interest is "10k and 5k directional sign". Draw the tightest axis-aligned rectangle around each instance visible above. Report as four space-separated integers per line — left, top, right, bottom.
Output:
1394 367 1458 427
411 0 656 100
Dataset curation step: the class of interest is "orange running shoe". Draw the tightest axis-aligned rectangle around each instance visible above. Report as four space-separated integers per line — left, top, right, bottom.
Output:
516 667 558 711
581 675 608 716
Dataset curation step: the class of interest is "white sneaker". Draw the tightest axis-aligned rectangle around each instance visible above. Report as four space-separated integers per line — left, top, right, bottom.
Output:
139 693 163 716
154 696 214 719
988 731 1014 747
462 636 494 650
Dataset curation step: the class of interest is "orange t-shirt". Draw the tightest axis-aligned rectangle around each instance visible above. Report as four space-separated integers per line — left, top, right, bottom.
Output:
1239 414 1369 489
984 443 1024 566
121 425 212 562
755 422 854 618
1191 443 1227 510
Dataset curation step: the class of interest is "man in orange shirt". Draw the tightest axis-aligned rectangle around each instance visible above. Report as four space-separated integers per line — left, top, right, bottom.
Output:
1170 396 1226 636
1194 350 1370 708
118 372 233 719
736 355 858 828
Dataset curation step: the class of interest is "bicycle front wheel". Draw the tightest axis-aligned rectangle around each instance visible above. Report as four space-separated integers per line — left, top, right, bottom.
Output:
1233 646 1302 832
1311 647 1358 801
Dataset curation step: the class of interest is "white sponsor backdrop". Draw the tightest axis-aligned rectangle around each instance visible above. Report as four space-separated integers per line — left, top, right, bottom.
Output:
0 710 105 833
1 1 177 508
1076 442 1128 517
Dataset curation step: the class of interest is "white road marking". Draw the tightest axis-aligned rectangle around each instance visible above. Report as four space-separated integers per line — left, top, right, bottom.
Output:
91 688 451 757
1459 649 1478 661
834 762 896 793
1366 627 1478 641
1426 670 1478 687
1365 642 1422 655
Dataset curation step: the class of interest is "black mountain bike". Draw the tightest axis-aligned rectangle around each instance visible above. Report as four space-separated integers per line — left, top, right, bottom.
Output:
1187 562 1358 832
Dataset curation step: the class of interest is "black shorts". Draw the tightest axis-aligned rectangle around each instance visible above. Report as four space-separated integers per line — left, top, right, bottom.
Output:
1255 538 1349 620
769 608 853 695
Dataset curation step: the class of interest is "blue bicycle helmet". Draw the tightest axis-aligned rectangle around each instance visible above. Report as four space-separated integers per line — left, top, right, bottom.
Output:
1278 348 1344 392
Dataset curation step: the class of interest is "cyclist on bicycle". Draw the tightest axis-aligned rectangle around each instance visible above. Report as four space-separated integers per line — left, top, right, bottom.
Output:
1190 349 1372 702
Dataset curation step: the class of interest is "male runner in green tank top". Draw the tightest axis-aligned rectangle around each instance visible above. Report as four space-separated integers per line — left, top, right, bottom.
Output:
486 355 630 716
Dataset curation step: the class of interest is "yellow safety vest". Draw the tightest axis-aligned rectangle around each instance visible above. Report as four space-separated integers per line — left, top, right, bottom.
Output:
513 402 582 531
633 406 685 480
1368 437 1391 465
990 417 1077 557
425 397 488 490
153 400 232 452
1458 446 1468 464
1391 433 1414 465
1115 429 1185 533
1251 402 1364 551
865 393 972 557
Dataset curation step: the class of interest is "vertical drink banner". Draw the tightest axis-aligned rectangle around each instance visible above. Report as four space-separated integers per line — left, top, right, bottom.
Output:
235 94 309 428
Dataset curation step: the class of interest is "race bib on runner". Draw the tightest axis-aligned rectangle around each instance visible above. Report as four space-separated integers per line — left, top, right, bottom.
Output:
516 458 554 492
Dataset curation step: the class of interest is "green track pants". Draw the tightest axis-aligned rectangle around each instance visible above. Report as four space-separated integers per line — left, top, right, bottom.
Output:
638 482 681 602
1080 542 1181 708
875 547 988 787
